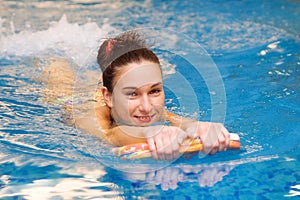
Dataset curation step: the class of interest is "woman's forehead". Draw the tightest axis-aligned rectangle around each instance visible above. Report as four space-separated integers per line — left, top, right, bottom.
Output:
114 62 162 89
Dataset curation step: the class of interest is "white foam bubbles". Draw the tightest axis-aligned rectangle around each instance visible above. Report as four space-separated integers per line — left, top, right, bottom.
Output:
0 15 117 67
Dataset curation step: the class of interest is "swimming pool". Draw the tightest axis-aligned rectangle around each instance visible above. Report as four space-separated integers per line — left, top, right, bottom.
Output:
0 0 299 199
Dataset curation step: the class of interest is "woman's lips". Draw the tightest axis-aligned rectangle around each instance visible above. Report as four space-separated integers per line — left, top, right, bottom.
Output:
134 115 153 123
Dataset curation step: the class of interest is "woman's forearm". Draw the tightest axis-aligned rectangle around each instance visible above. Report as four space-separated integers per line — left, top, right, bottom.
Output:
107 111 196 147
75 111 146 146
165 111 196 131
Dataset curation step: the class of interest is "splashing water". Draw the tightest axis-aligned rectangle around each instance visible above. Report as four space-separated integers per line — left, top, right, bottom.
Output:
0 15 116 67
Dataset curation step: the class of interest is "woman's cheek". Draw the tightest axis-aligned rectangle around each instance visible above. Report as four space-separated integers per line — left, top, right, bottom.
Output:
127 99 139 113
156 95 165 108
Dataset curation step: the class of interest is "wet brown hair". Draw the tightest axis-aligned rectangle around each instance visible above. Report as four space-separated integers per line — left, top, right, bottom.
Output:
97 31 161 93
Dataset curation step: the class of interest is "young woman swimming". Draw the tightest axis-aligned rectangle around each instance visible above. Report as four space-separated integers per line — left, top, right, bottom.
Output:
43 31 230 160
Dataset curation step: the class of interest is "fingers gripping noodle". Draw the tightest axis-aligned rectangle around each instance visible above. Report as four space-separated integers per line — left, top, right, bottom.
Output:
112 133 240 160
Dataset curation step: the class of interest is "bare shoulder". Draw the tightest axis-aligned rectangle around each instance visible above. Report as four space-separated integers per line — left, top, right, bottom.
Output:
75 106 107 140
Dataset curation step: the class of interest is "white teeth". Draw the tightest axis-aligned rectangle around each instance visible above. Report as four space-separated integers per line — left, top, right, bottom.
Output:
137 116 151 121
134 115 154 123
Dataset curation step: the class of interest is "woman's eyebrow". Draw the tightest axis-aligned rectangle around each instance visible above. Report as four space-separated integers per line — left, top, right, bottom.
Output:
122 82 162 90
122 86 137 90
150 82 162 88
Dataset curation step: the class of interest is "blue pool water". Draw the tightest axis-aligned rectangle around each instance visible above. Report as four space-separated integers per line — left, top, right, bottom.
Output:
0 0 299 199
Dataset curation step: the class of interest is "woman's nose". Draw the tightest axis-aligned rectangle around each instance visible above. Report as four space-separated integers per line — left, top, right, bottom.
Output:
139 95 152 113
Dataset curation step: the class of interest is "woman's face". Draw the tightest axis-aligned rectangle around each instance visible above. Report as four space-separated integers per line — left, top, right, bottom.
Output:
107 60 165 127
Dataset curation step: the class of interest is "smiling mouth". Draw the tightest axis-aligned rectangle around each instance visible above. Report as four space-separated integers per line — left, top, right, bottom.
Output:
134 115 155 123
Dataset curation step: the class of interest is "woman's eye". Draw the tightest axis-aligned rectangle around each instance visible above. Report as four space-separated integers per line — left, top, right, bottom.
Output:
127 92 137 97
150 89 161 94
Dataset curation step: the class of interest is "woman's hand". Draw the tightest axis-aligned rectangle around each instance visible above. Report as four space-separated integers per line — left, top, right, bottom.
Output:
186 122 230 155
144 125 187 160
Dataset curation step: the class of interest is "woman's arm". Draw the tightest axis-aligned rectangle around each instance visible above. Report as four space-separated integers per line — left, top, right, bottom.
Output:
75 105 189 150
75 104 147 146
164 111 196 130
76 101 230 156
78 107 190 146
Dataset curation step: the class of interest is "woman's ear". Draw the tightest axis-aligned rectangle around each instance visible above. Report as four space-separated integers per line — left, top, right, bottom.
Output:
101 87 113 108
